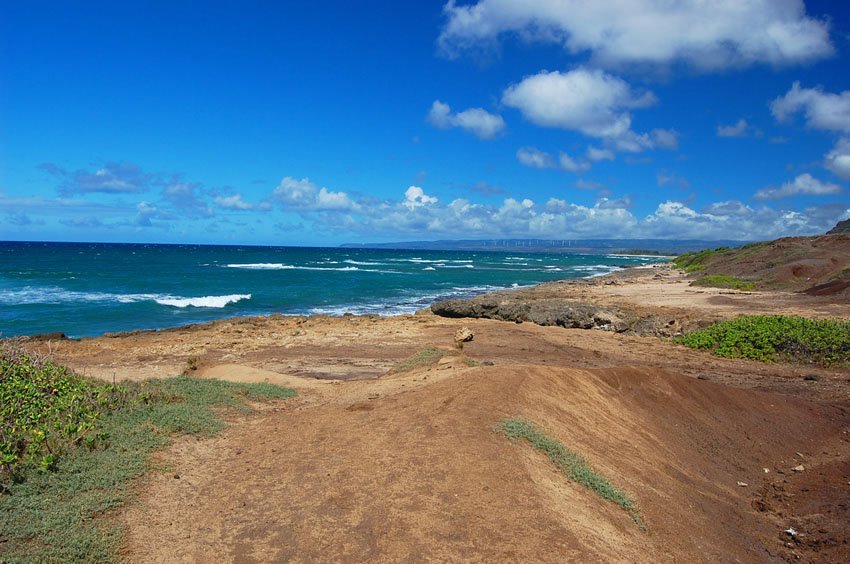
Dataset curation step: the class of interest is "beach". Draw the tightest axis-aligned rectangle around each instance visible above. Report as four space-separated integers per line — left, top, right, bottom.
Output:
20 262 850 562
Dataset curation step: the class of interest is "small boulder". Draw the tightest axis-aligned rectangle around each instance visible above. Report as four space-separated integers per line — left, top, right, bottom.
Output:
454 327 474 345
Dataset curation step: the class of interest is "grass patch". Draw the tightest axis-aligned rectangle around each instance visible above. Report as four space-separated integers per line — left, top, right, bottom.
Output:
677 315 850 366
496 418 643 527
1 341 295 563
830 266 850 282
388 347 447 374
692 274 756 291
672 247 733 273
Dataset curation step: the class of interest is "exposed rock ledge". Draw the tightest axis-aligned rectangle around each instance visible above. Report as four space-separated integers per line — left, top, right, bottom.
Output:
431 297 689 337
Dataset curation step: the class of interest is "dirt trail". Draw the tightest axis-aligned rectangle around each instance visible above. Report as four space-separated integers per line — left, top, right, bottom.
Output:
120 363 850 563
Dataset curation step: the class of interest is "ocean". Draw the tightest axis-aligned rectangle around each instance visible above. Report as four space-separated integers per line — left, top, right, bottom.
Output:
0 242 662 338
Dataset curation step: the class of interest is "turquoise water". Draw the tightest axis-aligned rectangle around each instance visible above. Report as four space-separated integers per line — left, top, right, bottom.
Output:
0 242 661 338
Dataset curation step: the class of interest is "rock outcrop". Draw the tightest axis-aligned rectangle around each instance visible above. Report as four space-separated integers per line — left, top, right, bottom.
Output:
431 297 687 337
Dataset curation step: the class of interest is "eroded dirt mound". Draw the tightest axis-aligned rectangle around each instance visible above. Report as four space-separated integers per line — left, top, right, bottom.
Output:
122 364 850 563
698 234 850 294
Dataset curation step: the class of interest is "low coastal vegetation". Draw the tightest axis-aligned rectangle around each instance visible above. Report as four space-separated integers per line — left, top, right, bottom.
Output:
691 274 755 291
672 247 733 273
0 340 295 563
388 347 448 374
678 315 850 366
496 418 643 527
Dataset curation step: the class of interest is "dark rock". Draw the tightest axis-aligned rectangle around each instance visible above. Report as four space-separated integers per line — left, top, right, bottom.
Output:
23 332 70 342
826 218 850 234
431 298 668 335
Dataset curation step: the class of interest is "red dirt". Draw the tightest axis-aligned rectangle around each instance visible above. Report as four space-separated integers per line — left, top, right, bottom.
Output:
696 233 850 294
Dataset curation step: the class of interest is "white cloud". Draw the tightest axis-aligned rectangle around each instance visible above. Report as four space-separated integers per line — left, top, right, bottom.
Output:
273 177 357 211
771 82 850 132
586 146 614 162
516 146 594 173
754 173 841 200
427 100 506 139
558 151 590 173
825 138 850 180
516 147 555 169
502 68 674 154
263 178 846 241
40 162 156 196
214 194 272 211
439 0 833 70
503 68 655 136
403 186 438 209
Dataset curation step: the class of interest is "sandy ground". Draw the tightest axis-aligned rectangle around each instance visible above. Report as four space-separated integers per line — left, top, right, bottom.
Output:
31 266 850 562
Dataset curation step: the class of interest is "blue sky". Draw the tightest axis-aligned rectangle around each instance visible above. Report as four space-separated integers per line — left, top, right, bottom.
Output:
2 0 849 245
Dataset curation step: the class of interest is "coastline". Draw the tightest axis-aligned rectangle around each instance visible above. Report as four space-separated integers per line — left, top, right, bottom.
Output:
15 260 850 563
26 263 850 387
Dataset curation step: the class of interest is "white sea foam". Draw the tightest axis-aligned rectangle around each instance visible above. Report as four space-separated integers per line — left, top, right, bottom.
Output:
438 264 474 269
343 259 387 266
155 294 251 308
225 263 398 273
226 263 294 270
0 286 251 308
422 266 436 271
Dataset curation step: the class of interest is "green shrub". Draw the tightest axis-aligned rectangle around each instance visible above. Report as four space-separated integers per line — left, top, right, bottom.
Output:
678 315 850 366
0 342 129 486
0 344 295 562
692 274 755 291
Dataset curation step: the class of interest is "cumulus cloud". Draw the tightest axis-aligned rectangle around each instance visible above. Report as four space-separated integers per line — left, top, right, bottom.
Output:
403 186 439 209
825 138 850 180
135 201 170 227
427 100 506 139
265 177 847 240
438 0 833 70
771 82 850 132
503 68 655 135
40 162 156 196
754 173 841 200
214 194 272 211
273 177 357 211
502 69 675 153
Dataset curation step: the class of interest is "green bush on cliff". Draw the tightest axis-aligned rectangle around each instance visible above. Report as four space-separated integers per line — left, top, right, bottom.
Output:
692 274 755 291
678 315 850 366
672 247 732 273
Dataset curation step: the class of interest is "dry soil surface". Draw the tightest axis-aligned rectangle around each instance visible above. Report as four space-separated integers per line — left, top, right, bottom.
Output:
31 267 850 563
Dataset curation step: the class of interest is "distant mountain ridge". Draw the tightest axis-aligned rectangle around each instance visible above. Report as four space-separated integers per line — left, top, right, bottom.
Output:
340 238 750 255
